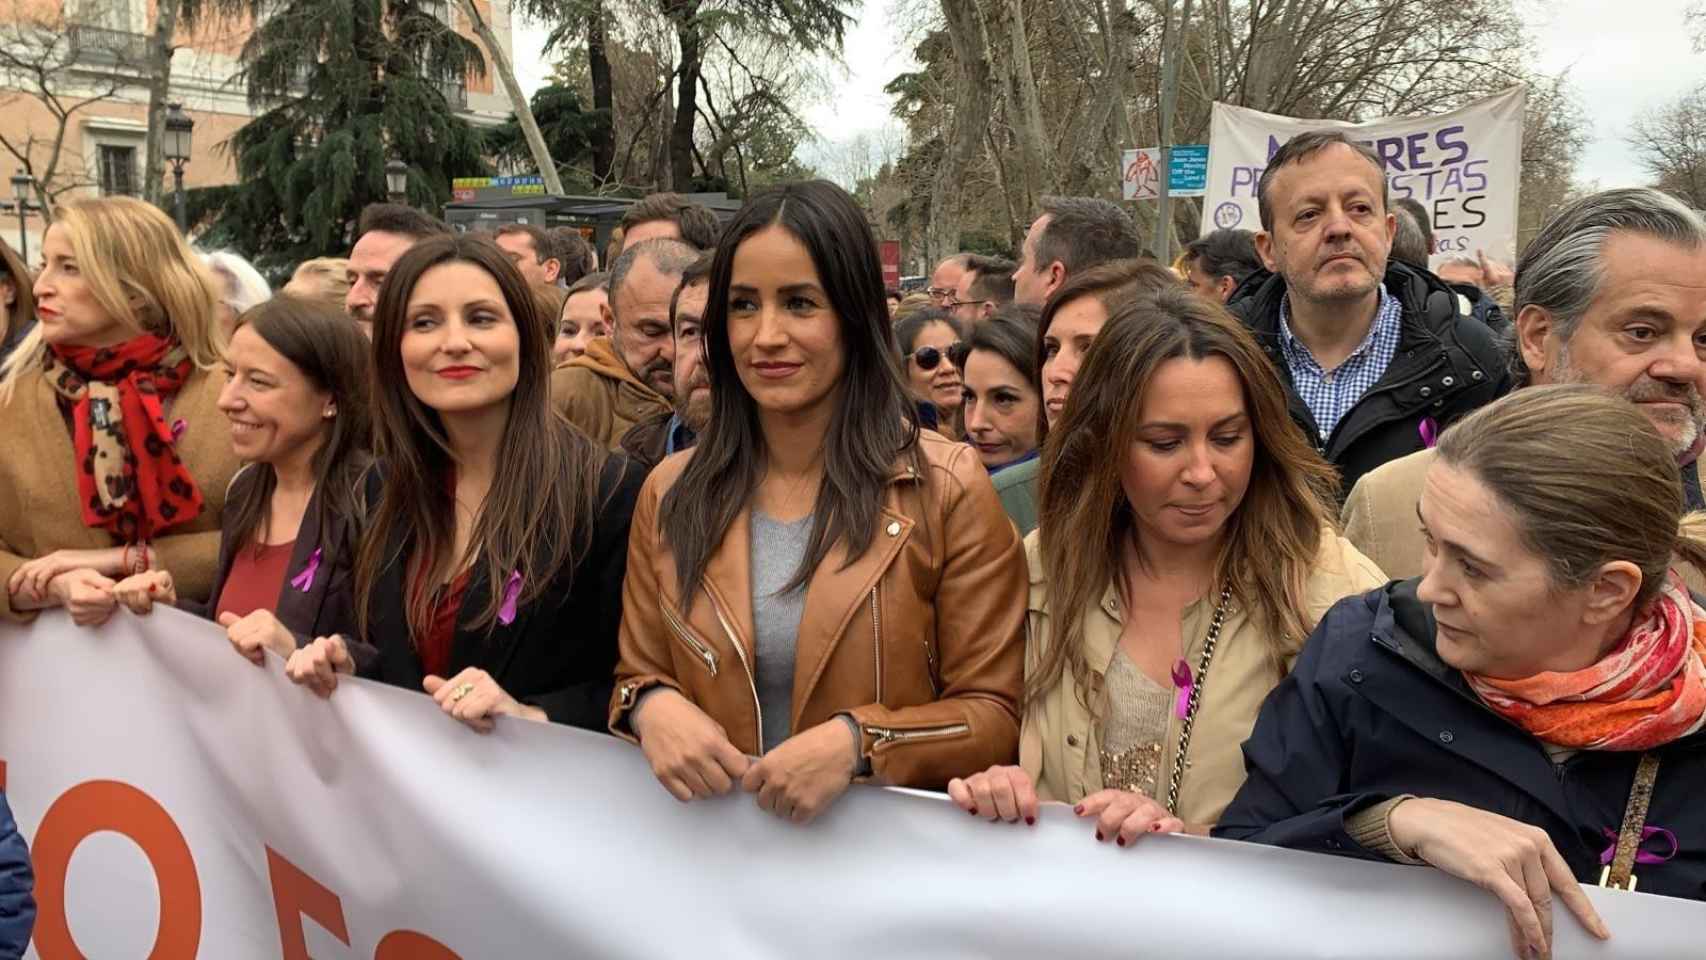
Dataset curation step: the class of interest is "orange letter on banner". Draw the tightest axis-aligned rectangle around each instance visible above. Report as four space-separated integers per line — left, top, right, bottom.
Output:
375 930 464 960
31 780 201 959
266 846 351 959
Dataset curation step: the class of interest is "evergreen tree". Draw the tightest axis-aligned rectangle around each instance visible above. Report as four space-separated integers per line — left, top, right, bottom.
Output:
485 84 600 191
201 0 489 269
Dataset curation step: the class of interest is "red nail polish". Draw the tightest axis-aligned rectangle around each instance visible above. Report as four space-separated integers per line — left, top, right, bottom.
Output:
1116 836 1126 847
1095 830 1104 842
1073 804 1084 815
1151 823 1163 832
148 585 157 594
1025 816 1035 826
968 806 978 815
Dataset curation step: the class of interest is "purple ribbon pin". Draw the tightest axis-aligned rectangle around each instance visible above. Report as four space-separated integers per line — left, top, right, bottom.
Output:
170 418 187 441
288 548 322 592
498 570 524 626
1171 659 1194 719
1418 416 1439 449
1599 826 1678 866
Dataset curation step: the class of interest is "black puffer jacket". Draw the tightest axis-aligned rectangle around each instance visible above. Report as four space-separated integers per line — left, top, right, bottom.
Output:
1227 260 1510 497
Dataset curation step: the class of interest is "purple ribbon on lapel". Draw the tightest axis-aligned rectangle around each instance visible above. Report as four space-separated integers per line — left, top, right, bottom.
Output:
498 570 524 626
1599 826 1678 866
170 418 187 442
1171 659 1194 719
288 547 323 592
1418 416 1440 449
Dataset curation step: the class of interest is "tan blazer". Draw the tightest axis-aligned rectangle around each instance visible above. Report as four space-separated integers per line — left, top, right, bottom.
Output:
0 366 241 620
1019 528 1386 826
549 336 670 449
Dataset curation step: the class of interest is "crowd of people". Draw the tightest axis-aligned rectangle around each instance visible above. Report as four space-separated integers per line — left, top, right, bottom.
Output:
1 129 1705 958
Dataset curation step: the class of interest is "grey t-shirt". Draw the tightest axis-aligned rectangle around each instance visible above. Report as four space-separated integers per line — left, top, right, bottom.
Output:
751 510 812 753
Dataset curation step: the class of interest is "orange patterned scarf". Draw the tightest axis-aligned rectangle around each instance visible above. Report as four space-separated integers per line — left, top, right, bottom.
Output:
1466 572 1706 751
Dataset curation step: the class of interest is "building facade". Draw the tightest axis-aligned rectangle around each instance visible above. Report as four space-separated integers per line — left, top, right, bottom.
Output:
0 0 519 260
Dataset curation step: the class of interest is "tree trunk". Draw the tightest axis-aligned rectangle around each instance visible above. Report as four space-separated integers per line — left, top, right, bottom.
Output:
666 1 703 193
930 0 996 262
1153 0 1194 260
454 0 563 194
142 1 179 205
1001 0 1051 209
586 0 615 185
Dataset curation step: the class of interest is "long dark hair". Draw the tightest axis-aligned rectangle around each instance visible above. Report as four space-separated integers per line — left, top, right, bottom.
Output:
357 233 606 639
0 238 32 351
1032 288 1339 710
660 180 922 599
226 296 374 555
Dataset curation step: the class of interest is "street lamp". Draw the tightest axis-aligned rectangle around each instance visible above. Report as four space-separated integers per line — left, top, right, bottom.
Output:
385 159 409 204
9 171 32 264
162 102 194 234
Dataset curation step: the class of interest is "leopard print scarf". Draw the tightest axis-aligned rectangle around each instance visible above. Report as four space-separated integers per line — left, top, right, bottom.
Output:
41 335 204 542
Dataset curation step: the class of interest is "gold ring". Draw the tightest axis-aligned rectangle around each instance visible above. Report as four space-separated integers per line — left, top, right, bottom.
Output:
451 682 476 703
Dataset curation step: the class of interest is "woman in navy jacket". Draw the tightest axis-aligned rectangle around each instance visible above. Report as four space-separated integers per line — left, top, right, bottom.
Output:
1218 387 1706 960
0 790 33 960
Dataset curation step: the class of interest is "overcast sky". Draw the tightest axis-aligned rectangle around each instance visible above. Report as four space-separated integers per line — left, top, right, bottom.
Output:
511 0 1706 190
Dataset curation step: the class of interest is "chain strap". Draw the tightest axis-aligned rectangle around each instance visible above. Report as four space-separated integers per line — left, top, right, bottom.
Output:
1165 584 1233 817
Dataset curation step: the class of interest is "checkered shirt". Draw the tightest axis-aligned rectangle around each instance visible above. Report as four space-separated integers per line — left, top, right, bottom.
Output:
1278 285 1403 443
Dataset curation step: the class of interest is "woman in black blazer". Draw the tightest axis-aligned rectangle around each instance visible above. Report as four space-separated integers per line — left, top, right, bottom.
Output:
114 296 371 659
284 234 640 734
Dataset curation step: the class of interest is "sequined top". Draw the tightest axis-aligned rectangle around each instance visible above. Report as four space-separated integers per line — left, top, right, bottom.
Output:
1097 648 1173 796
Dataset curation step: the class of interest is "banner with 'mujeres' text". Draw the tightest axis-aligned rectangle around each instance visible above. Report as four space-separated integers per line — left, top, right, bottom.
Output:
0 607 1699 958
1204 86 1526 265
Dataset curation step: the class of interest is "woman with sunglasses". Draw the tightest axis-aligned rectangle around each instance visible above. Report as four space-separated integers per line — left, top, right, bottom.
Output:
947 289 1384 845
895 308 964 439
961 303 1042 476
612 180 1025 824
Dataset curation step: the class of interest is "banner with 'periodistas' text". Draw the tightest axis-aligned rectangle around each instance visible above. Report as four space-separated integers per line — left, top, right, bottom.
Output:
1204 86 1526 264
0 607 1699 958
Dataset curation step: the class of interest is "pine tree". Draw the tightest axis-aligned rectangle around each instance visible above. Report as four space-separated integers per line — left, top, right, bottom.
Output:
200 0 489 269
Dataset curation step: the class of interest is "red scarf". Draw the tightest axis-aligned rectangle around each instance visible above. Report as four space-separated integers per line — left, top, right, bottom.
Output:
1467 572 1706 750
41 335 204 542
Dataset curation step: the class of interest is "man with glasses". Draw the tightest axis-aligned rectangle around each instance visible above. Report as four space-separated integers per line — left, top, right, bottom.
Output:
927 253 972 307
948 255 1015 329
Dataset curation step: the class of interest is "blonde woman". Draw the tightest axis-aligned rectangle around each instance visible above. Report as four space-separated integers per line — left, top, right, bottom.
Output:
949 288 1385 843
281 257 352 309
0 197 239 624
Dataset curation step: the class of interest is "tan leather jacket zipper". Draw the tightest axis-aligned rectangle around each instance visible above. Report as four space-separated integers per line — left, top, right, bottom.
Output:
870 585 883 703
864 722 970 748
707 588 763 741
660 602 718 675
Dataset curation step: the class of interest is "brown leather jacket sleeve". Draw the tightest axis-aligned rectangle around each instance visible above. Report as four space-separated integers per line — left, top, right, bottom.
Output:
846 447 1024 788
609 467 682 740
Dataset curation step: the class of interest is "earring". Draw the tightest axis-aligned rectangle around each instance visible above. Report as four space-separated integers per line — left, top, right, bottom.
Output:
323 407 336 419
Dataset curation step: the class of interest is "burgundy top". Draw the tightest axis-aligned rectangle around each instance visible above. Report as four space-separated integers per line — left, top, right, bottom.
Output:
215 540 297 621
417 569 471 680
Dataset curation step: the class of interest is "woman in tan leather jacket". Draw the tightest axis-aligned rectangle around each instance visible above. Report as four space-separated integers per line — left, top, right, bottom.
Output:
947 289 1385 844
611 181 1026 824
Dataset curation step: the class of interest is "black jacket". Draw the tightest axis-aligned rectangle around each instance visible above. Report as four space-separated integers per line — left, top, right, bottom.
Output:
1448 280 1508 333
0 791 31 960
1228 261 1510 497
350 454 644 733
183 464 362 645
1216 580 1706 902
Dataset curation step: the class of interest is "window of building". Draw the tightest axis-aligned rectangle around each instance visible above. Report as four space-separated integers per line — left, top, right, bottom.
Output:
98 144 136 196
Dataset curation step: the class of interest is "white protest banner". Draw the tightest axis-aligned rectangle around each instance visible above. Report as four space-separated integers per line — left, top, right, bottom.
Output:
1204 86 1526 263
2 607 1701 958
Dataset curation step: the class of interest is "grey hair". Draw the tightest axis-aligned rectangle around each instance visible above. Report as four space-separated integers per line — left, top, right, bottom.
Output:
1439 254 1479 270
1507 188 1706 386
608 238 700 319
1390 207 1430 270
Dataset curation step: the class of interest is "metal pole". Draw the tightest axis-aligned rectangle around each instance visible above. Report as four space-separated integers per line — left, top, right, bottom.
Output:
1153 0 1195 261
172 163 186 234
15 202 24 265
